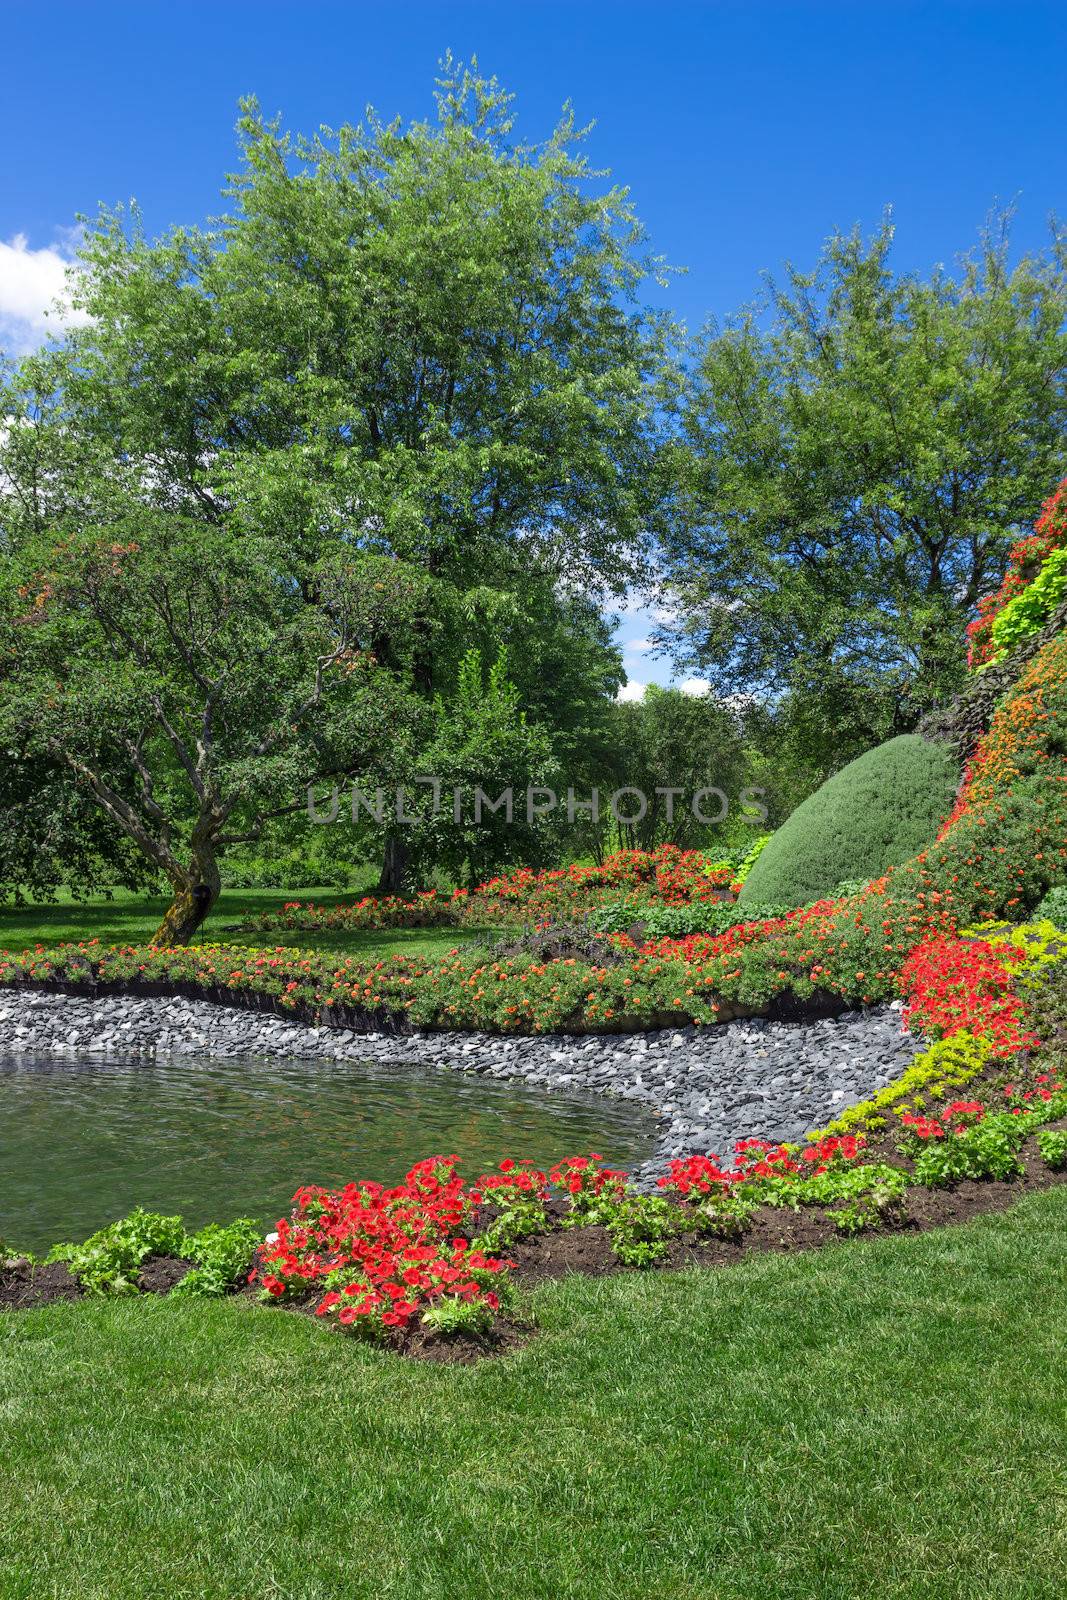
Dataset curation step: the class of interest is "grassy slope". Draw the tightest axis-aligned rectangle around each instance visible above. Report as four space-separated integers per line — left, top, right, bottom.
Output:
0 888 488 960
2 1188 1066 1600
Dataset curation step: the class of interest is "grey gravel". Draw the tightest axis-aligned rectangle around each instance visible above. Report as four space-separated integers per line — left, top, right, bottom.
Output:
0 991 921 1186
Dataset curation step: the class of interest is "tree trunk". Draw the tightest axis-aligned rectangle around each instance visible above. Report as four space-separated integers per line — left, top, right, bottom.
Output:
377 831 410 897
153 859 221 947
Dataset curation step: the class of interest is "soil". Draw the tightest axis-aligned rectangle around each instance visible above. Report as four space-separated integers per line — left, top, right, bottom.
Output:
0 1252 195 1311
138 1254 195 1294
0 1258 82 1311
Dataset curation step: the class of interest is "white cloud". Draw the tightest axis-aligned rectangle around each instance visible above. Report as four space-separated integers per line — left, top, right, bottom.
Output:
678 676 711 697
0 232 87 355
616 680 646 703
624 637 654 656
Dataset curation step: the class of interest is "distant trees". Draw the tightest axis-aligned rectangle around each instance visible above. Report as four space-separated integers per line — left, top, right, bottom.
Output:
605 686 754 851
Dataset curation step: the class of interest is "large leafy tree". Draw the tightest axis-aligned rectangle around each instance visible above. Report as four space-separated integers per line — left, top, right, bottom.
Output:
660 217 1067 761
0 62 677 925
0 494 430 941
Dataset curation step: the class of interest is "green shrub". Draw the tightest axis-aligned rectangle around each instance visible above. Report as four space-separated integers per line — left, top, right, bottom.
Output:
1035 885 1067 931
45 1209 261 1297
588 898 794 938
1036 1128 1067 1170
738 734 961 911
909 1114 1027 1186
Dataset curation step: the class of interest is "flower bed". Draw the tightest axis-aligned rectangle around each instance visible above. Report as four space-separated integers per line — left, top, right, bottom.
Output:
236 846 743 938
238 890 459 935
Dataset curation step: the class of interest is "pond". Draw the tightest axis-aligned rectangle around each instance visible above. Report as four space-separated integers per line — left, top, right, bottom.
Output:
0 1052 658 1254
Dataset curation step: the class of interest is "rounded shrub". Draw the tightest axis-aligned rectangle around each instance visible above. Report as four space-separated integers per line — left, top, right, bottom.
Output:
737 734 961 911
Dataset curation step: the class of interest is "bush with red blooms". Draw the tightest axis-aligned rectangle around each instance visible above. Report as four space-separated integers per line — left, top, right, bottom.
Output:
657 1132 867 1192
966 480 1067 669
251 1156 515 1339
471 1157 551 1249
548 1153 628 1221
452 846 738 926
899 935 1040 1056
1000 1072 1065 1113
900 1101 988 1141
900 1099 1047 1184
656 1130 912 1236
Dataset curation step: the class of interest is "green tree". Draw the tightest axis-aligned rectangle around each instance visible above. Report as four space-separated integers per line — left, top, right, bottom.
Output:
0 61 678 918
661 216 1067 761
407 648 560 885
0 491 431 941
607 685 753 851
0 748 153 903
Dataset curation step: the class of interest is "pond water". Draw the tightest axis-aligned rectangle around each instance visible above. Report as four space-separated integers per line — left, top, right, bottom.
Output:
0 1052 658 1254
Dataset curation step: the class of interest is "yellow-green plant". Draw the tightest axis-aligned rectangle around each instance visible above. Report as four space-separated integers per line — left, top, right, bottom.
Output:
809 1033 995 1140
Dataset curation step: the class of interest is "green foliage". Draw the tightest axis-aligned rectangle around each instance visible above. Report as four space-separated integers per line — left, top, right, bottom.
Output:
1035 1128 1067 1170
45 1208 260 1297
1035 885 1067 931
601 685 754 851
0 750 156 904
171 1219 265 1300
909 1115 1027 1186
733 832 773 883
738 734 961 910
46 1209 190 1295
990 546 1067 660
742 1162 910 1231
662 218 1067 757
472 1190 550 1252
602 1195 682 1267
404 648 561 885
419 1294 498 1335
588 897 793 938
685 1186 758 1241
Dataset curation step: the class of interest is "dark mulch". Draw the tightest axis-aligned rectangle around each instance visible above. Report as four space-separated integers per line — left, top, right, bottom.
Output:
138 1255 195 1294
504 1158 1067 1289
0 1252 195 1312
0 1259 82 1311
389 1316 532 1365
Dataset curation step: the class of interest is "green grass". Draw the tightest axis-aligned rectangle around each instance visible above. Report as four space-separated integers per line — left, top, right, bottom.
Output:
0 887 489 961
2 1188 1065 1599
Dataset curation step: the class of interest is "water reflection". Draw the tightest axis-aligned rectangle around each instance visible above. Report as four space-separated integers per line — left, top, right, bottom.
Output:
0 1052 657 1254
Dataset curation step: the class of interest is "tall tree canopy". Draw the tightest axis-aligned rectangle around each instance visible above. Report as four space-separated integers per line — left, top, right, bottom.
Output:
659 217 1067 761
0 62 676 933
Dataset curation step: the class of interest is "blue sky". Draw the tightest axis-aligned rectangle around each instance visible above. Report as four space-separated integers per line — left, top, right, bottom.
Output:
2 0 1064 692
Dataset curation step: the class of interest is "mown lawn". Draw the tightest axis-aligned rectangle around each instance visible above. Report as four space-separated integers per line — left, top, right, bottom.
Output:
0 887 488 961
2 1188 1065 1600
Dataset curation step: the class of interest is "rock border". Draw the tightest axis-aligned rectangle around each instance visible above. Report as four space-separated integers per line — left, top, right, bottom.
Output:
0 988 922 1185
